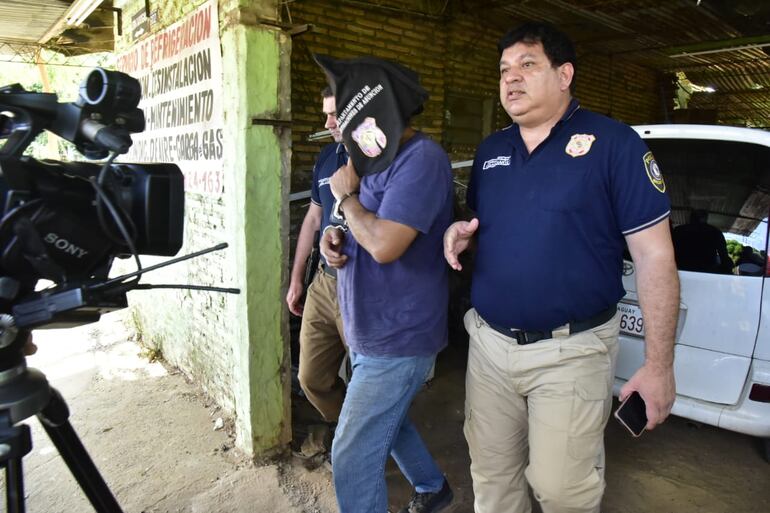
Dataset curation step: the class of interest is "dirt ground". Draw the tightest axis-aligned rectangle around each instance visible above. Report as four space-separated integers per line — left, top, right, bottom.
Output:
6 312 770 512
12 313 337 513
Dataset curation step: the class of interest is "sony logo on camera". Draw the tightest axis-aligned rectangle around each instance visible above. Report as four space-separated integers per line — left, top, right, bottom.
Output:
43 233 89 259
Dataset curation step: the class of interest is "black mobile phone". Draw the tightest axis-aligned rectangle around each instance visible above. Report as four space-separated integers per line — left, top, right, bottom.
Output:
614 391 648 437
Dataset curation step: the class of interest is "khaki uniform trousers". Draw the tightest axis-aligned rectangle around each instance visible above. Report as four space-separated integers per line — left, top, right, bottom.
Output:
463 308 620 513
298 265 347 422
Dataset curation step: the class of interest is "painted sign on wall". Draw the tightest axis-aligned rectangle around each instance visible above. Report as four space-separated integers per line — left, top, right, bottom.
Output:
116 0 223 196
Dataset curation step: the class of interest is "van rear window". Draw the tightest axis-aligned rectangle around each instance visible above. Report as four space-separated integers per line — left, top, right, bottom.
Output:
646 138 770 276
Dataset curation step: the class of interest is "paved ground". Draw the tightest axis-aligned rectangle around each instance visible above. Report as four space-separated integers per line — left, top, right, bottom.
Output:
4 313 769 512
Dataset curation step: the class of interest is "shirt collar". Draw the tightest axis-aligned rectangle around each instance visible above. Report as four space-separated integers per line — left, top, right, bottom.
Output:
507 98 581 156
556 98 581 127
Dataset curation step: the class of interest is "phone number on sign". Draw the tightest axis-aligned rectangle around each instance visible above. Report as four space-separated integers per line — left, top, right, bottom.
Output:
617 303 644 337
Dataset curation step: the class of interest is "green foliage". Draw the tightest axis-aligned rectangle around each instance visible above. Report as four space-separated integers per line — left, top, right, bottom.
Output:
726 239 743 265
0 50 115 160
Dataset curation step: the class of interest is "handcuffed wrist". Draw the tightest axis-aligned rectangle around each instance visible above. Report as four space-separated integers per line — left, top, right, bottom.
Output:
323 224 347 235
338 191 359 211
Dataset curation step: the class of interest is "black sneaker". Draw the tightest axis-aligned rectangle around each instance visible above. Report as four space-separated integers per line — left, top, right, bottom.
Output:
398 479 453 513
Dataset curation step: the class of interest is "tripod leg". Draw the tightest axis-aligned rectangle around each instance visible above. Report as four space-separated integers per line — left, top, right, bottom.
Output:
1 414 32 513
5 458 25 513
37 387 123 513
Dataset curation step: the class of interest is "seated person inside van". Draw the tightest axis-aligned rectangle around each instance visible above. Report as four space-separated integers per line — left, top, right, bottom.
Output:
672 209 733 274
736 246 765 276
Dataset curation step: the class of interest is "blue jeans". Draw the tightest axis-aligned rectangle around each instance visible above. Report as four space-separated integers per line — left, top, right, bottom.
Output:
332 351 445 513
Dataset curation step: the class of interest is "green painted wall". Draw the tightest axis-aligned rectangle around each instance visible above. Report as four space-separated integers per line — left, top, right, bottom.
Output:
221 18 291 453
115 0 290 456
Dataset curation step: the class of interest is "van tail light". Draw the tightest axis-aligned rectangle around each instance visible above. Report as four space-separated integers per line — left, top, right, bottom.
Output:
749 383 770 403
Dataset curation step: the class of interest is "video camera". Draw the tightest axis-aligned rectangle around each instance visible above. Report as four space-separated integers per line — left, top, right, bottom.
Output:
0 68 184 369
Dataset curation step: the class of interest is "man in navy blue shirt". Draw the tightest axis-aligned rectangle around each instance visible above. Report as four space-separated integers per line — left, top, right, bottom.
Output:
286 87 347 426
444 22 679 513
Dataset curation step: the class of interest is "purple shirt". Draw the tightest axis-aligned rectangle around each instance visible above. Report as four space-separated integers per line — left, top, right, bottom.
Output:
338 133 453 357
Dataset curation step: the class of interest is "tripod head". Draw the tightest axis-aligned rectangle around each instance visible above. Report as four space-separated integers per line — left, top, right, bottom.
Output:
0 350 49 425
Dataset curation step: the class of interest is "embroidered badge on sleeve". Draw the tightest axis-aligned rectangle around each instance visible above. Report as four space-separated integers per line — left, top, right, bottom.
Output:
643 151 666 193
565 133 596 157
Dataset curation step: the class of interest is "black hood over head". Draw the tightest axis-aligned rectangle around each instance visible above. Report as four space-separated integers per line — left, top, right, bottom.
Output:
314 54 428 176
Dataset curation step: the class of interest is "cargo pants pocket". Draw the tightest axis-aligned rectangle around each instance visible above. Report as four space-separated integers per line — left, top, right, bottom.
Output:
568 377 610 461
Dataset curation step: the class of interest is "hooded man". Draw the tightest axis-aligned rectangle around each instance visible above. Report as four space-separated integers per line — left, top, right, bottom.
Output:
317 55 454 513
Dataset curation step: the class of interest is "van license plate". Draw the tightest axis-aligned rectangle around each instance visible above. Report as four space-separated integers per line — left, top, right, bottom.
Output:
618 303 644 337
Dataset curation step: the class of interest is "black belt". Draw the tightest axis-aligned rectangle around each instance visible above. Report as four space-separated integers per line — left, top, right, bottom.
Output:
320 261 337 278
484 305 617 345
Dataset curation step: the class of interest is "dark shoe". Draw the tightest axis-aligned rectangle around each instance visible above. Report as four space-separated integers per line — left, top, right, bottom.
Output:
398 479 453 513
291 423 333 471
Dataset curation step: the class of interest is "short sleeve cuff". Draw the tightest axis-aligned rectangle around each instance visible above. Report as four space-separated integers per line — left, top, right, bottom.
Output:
621 210 670 236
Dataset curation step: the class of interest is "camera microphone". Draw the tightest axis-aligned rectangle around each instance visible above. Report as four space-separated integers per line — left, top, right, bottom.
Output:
80 119 132 154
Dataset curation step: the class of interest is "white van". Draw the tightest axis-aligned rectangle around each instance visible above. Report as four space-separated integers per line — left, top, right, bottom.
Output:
615 124 770 461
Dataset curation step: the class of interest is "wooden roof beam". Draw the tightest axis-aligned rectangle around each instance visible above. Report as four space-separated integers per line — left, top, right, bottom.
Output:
664 34 770 58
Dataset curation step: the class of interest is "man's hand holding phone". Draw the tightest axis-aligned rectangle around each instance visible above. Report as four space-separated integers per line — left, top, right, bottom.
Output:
614 391 648 437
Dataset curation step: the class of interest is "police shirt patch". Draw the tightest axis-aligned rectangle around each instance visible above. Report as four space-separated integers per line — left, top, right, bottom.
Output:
482 156 511 170
643 151 666 193
352 117 387 158
565 133 596 157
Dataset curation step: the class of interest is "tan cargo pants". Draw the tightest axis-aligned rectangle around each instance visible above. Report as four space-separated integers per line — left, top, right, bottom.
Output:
463 308 620 513
298 265 347 422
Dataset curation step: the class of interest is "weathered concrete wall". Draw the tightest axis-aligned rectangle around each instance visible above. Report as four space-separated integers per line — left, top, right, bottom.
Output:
114 0 290 455
220 7 292 453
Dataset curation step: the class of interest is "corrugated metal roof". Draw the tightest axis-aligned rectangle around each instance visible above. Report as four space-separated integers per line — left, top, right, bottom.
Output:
0 0 114 57
1 0 769 127
0 0 69 45
487 0 770 128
